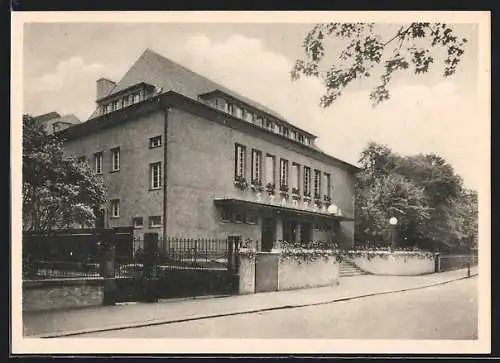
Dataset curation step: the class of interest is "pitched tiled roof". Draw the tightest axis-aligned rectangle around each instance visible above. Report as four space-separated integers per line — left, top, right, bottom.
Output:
33 111 61 123
90 48 288 122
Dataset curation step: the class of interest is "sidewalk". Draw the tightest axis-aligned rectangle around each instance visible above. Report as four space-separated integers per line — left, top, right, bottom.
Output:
23 267 478 338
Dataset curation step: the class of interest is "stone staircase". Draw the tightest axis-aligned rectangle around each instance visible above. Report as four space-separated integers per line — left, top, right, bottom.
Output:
339 260 367 277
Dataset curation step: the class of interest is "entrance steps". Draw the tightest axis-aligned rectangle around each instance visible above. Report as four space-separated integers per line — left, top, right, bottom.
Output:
339 260 367 277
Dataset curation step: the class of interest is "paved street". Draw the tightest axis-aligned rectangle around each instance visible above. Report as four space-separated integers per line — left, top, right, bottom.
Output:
81 276 477 339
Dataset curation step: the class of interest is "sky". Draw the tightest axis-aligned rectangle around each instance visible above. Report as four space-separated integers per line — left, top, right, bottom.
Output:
23 21 483 191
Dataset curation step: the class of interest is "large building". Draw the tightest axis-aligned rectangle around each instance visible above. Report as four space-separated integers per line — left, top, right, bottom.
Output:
60 49 360 251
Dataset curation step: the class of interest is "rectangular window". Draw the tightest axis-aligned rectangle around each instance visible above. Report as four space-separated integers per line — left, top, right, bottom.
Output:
111 147 120 172
241 109 247 120
133 217 143 228
265 154 275 185
133 93 141 104
251 149 262 184
226 103 234 115
236 107 243 119
150 162 162 189
304 137 311 145
303 166 311 196
291 163 300 193
254 115 263 127
324 173 331 198
283 127 290 138
234 144 246 179
246 212 257 225
110 199 120 218
279 159 289 189
246 111 253 122
314 169 322 198
149 216 162 228
94 152 103 174
298 133 305 143
265 119 273 130
234 212 245 224
220 208 232 223
149 135 162 148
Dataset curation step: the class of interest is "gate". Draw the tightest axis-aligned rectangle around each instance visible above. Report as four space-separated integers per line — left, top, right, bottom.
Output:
113 235 240 303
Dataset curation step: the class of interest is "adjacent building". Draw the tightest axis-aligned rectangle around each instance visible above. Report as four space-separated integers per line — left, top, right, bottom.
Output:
33 111 81 134
59 49 360 251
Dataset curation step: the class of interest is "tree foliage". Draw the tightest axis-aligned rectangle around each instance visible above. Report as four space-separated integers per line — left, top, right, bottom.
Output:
355 142 478 251
22 114 107 232
292 23 468 107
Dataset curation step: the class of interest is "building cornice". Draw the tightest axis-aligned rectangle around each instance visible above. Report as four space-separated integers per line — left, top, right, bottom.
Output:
59 91 362 173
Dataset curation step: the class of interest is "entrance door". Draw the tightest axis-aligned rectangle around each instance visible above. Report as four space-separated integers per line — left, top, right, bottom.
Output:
261 217 276 252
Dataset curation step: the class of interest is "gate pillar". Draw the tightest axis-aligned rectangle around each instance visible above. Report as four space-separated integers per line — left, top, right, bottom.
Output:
141 232 159 302
98 229 117 306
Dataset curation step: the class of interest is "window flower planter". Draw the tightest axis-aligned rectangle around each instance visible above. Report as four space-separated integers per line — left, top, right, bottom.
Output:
265 182 275 195
279 185 289 199
234 176 248 190
250 179 264 192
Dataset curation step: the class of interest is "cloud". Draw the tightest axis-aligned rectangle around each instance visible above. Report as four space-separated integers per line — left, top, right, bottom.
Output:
172 34 481 190
34 56 104 91
24 57 107 119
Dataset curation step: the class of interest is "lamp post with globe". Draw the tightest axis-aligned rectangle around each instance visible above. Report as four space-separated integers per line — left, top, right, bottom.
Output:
389 217 398 251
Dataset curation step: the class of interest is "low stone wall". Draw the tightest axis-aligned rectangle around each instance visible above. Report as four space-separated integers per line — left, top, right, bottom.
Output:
23 278 105 312
349 251 435 276
278 255 340 291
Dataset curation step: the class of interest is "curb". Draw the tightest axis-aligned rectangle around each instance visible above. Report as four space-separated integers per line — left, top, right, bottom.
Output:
32 272 478 338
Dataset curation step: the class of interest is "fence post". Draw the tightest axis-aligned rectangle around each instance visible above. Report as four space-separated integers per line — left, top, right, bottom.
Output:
434 252 441 273
467 262 471 278
141 232 159 303
98 230 117 306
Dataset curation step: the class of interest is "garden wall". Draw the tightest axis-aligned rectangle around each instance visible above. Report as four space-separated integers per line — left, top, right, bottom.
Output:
278 254 340 290
349 251 435 276
241 249 341 294
23 278 104 312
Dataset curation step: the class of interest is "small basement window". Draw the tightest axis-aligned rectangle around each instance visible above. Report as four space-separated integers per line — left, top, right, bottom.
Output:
149 216 162 228
133 217 144 228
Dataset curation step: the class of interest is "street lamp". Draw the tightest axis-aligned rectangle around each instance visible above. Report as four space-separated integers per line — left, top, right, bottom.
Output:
389 217 398 250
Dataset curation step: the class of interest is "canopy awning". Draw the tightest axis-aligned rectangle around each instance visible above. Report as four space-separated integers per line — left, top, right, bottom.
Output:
214 198 354 221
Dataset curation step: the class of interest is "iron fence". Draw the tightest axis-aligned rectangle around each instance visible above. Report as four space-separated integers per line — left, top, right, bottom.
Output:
121 238 233 277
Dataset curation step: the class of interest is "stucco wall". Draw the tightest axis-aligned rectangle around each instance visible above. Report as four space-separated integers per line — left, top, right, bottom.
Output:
238 253 256 294
351 252 435 276
23 279 104 312
63 110 165 236
166 107 355 243
278 255 340 291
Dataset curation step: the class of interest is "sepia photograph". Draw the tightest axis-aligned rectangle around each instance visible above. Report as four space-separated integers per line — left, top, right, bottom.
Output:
11 11 490 354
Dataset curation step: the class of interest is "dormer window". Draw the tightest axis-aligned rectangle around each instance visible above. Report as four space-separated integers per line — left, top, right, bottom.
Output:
235 106 243 119
225 103 234 115
298 133 304 143
283 128 290 138
265 119 273 130
133 93 140 104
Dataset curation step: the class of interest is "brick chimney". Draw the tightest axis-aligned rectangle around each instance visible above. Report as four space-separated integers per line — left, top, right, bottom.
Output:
96 78 116 101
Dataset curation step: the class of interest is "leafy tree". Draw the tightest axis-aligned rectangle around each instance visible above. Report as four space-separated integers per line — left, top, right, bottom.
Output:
292 23 468 107
22 114 107 232
354 142 477 251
